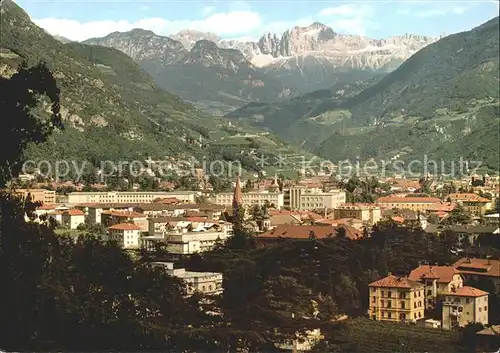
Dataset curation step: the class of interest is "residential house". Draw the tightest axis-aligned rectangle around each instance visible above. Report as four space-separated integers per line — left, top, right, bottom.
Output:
368 275 425 323
101 210 148 231
151 262 223 296
453 258 500 294
408 265 464 308
61 209 86 229
442 286 489 330
108 223 143 249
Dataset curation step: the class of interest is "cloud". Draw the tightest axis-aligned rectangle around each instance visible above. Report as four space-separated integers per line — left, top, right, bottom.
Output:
318 3 377 36
415 9 446 18
201 6 215 16
34 10 263 41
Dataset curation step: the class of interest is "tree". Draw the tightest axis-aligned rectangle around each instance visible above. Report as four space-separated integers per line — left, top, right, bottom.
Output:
0 62 63 188
445 205 472 225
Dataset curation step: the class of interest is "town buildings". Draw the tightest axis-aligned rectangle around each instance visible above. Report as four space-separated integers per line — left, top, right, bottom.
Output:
215 190 285 209
453 258 500 294
408 265 464 308
12 188 56 204
150 262 223 296
330 204 382 226
67 191 201 204
375 196 442 212
368 275 425 323
442 286 489 329
448 193 491 216
298 189 346 210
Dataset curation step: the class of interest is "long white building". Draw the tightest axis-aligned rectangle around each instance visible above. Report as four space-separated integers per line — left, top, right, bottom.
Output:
215 191 284 209
67 191 201 204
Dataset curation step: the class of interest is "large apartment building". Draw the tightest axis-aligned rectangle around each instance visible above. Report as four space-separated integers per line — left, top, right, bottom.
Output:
283 185 321 210
11 188 56 204
142 229 232 254
368 275 425 323
298 189 346 210
67 191 201 204
215 191 284 209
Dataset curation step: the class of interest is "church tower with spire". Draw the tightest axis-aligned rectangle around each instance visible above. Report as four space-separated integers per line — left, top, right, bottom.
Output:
232 175 243 216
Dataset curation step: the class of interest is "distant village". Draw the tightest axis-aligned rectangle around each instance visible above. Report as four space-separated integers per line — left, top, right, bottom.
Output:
6 168 500 352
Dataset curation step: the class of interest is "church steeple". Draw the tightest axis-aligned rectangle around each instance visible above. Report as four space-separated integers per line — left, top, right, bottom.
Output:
232 176 243 215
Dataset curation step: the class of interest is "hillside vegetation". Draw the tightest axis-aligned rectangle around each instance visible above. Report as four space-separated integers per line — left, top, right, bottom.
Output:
0 0 313 174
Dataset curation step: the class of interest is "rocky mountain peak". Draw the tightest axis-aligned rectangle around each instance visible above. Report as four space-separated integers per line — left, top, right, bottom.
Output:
170 30 221 50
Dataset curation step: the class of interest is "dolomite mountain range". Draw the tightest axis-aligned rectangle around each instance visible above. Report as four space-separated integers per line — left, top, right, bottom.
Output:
83 22 442 114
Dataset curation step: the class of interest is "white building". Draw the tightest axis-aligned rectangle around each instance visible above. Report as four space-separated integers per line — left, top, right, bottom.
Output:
299 190 346 211
151 262 223 296
142 229 232 254
215 191 284 209
61 209 86 229
67 191 201 204
442 286 489 330
108 223 143 249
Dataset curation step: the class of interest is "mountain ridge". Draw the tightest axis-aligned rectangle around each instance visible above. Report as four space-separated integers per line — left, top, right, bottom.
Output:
227 16 500 170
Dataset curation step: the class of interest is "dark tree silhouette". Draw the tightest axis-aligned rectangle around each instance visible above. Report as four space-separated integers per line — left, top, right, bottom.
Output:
0 62 63 187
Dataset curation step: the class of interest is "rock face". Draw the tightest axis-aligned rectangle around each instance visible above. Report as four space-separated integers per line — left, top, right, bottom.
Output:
85 31 296 115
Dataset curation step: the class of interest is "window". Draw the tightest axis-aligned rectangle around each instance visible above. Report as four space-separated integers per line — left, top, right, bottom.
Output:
414 302 417 309
466 298 470 304
400 292 406 299
427 289 432 296
401 301 405 309
387 300 392 308
484 306 488 311
479 307 482 312
388 291 392 298
381 290 384 297
388 312 392 319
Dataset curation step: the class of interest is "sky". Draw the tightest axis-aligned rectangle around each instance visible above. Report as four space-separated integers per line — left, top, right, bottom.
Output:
13 0 500 42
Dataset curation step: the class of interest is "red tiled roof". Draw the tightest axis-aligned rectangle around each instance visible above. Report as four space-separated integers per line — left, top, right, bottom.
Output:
38 204 57 210
376 196 441 204
426 202 456 212
453 258 500 278
369 275 424 289
108 223 142 231
409 265 461 284
65 209 85 216
448 193 490 203
257 224 363 240
391 216 405 223
101 210 145 218
443 286 489 297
